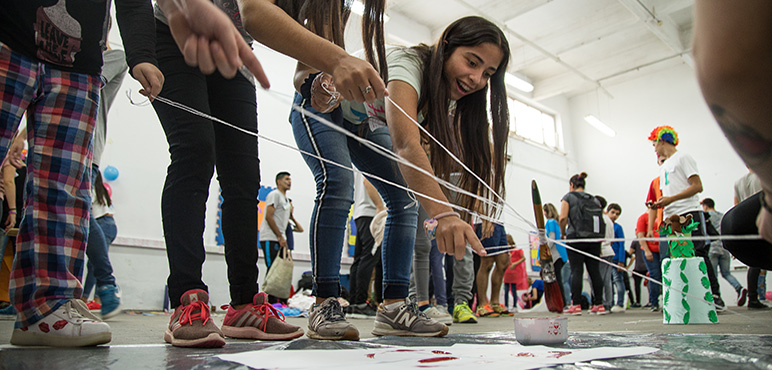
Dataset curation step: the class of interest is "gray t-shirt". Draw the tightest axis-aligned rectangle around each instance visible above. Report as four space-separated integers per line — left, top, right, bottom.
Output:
734 172 762 203
260 189 291 242
93 49 128 166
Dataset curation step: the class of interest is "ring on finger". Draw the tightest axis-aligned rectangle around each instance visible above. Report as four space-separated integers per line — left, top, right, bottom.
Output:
362 85 373 95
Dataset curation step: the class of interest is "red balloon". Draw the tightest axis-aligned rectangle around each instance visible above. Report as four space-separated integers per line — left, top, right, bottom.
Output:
104 183 112 198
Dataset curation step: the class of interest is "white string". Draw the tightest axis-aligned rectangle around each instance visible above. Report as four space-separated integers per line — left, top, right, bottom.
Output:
138 90 764 323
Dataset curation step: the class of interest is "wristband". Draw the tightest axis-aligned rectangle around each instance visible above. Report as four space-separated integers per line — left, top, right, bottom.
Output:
423 211 461 241
8 211 16 215
761 191 772 213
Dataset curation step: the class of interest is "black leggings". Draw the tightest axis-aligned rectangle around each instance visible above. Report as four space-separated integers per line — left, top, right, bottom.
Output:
632 271 645 305
153 21 260 308
566 241 603 306
723 192 772 270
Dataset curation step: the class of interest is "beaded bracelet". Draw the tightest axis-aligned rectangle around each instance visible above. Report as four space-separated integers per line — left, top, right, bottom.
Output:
423 211 461 241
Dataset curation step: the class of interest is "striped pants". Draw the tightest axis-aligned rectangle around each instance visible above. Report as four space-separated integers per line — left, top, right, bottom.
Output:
0 41 98 329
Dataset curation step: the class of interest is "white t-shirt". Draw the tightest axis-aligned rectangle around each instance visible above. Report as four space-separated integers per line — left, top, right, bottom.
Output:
260 189 291 242
340 47 426 125
734 172 762 203
659 150 701 217
353 171 377 219
600 214 615 257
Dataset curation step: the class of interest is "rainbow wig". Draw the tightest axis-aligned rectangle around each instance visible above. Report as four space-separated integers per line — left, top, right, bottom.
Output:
648 125 679 146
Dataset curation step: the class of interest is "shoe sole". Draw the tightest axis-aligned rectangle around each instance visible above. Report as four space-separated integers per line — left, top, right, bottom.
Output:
306 328 359 341
222 325 304 341
563 312 582 316
11 329 111 347
428 317 453 325
371 322 449 337
737 289 748 307
101 304 123 320
453 317 478 323
164 329 225 348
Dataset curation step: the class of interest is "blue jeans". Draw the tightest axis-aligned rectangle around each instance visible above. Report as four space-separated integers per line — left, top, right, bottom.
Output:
612 269 626 306
561 261 571 305
83 166 116 298
290 93 418 300
429 239 447 306
710 247 742 292
83 215 118 298
643 251 662 307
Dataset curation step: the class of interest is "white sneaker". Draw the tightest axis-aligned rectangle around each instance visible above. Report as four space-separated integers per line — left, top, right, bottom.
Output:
422 305 453 326
611 305 625 313
10 299 111 347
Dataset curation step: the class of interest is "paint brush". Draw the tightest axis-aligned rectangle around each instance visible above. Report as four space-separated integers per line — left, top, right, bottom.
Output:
531 180 565 313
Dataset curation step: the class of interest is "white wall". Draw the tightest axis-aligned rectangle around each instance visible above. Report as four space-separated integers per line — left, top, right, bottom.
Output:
565 62 746 243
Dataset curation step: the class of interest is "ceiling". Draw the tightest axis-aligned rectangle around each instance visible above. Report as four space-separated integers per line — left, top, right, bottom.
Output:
385 0 695 101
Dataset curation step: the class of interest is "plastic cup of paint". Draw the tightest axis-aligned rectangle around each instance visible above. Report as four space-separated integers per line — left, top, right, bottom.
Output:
514 317 568 345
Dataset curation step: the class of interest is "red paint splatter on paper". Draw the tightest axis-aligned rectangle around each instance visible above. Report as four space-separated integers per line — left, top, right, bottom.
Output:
366 353 375 359
431 350 451 355
516 352 535 357
418 357 458 363
548 351 572 358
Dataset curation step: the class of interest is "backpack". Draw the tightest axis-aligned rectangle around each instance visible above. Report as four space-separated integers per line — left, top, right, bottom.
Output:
568 192 606 238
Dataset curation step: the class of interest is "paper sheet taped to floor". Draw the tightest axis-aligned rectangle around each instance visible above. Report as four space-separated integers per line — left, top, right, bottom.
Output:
217 343 658 369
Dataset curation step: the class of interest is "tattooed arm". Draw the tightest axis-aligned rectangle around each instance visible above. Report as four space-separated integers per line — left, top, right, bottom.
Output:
693 1 772 242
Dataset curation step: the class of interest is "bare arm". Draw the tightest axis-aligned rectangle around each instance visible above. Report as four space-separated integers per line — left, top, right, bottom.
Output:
263 205 287 248
558 200 569 237
2 164 16 231
238 0 385 103
654 175 703 208
646 207 657 237
385 80 484 259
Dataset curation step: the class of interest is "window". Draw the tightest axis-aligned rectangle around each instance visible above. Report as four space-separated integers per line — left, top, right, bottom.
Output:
509 99 561 151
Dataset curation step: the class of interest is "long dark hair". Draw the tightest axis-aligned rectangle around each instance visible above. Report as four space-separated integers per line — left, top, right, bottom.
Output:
276 0 387 82
410 16 510 220
94 170 112 207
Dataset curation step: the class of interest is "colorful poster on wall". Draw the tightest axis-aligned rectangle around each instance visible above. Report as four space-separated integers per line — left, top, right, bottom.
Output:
529 231 541 272
346 205 356 257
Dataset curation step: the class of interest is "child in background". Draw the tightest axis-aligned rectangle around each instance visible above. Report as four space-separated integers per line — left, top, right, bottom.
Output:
521 277 544 309
503 234 526 312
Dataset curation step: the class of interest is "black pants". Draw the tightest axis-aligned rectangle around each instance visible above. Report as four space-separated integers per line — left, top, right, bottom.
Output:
632 271 645 305
566 241 603 306
349 216 382 304
153 21 260 308
723 192 772 270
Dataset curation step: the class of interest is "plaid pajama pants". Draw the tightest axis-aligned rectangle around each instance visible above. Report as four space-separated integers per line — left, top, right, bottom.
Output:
0 41 98 329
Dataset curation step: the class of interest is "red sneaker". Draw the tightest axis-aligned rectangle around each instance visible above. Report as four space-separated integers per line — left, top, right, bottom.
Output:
221 292 303 340
164 289 225 348
86 300 102 311
590 305 609 315
564 305 582 316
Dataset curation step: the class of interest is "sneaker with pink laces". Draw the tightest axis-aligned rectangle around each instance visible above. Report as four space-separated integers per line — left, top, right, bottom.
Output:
564 304 582 316
589 305 608 315
164 289 225 348
221 292 304 340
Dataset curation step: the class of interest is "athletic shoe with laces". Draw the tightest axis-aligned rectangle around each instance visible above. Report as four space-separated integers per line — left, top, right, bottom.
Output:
737 288 748 307
491 303 513 316
589 305 608 315
713 295 726 312
748 300 771 310
221 292 303 340
10 299 111 347
164 289 225 348
610 305 625 313
96 284 122 319
307 297 359 340
476 303 499 317
564 304 582 316
452 302 478 323
422 305 453 325
372 298 449 337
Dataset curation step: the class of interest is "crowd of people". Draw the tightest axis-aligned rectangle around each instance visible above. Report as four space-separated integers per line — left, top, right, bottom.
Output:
0 0 769 349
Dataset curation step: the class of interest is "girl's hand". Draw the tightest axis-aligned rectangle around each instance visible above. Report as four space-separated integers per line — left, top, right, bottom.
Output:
310 73 340 113
644 249 654 262
4 212 15 232
331 55 387 104
132 62 165 101
435 216 485 260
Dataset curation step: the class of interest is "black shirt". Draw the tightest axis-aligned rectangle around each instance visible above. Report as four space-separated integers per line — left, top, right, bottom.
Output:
0 0 156 76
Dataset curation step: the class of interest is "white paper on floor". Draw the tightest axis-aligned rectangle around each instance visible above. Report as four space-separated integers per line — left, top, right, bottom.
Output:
217 343 658 369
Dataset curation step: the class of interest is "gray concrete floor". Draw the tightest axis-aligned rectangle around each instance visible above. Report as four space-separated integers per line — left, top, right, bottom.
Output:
2 306 771 346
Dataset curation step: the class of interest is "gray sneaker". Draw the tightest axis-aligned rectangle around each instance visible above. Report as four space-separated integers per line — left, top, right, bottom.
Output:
422 305 452 326
372 299 449 337
307 298 359 341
